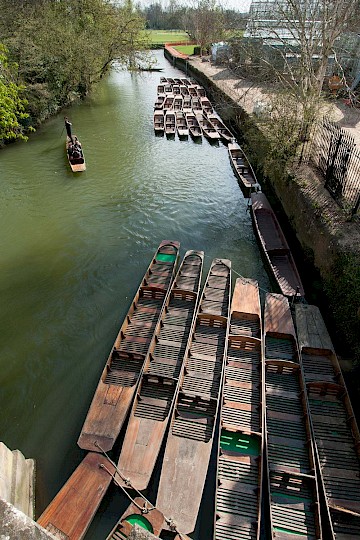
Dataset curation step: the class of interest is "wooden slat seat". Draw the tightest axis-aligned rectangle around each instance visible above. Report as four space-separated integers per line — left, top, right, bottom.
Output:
266 336 296 361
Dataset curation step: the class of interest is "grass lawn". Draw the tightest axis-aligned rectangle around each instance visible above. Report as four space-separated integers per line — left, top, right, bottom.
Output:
173 45 197 55
146 30 191 44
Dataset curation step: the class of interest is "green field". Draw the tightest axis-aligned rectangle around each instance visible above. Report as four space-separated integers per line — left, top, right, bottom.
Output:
173 45 197 55
146 30 191 44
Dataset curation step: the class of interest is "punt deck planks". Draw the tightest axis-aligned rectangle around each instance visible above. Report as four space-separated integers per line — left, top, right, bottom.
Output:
295 304 360 539
264 293 322 540
77 241 180 453
214 278 264 540
116 250 204 490
156 258 231 535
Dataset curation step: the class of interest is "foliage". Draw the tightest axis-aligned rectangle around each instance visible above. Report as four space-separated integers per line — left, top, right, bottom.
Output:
0 0 148 126
0 44 31 144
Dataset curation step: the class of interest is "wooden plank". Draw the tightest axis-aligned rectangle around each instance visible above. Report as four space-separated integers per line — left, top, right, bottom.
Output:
295 304 334 351
38 453 115 540
264 293 296 339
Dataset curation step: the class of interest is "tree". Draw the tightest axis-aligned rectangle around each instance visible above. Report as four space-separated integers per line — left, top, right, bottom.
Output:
188 0 225 55
0 44 31 144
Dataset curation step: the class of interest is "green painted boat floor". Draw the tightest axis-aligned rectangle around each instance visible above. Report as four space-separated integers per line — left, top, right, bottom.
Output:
156 253 176 262
220 429 260 456
124 515 153 532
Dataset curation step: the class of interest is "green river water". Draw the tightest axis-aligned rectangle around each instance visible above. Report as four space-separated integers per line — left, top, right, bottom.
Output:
0 51 271 538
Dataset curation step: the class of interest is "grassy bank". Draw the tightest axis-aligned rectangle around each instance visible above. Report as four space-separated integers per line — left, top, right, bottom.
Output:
146 29 190 45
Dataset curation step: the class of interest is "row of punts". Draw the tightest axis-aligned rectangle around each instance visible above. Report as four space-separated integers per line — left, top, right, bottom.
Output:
37 239 360 539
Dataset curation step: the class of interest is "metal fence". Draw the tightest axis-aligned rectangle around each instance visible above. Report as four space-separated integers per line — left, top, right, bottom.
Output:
303 118 360 216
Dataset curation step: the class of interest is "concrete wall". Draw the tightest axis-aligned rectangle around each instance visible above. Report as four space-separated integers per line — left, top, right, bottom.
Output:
0 498 56 540
0 442 35 519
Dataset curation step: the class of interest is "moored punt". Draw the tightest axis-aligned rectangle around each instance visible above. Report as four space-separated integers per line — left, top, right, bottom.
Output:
188 85 198 97
196 85 206 97
200 96 213 115
38 453 116 540
264 293 322 540
153 110 165 133
173 94 183 111
186 112 202 139
156 258 231 534
160 76 167 83
181 77 192 86
77 241 180 453
180 84 190 96
164 110 176 136
207 112 234 143
251 192 305 300
116 251 204 490
163 94 174 110
106 497 191 540
157 84 165 94
182 95 192 114
175 110 189 138
192 96 202 113
66 136 86 172
228 141 260 195
173 77 182 85
196 113 221 141
214 278 264 540
154 93 165 110
167 77 175 85
295 304 360 539
172 84 181 95
164 83 173 94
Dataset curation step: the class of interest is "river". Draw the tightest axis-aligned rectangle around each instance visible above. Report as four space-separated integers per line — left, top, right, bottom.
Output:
0 50 270 538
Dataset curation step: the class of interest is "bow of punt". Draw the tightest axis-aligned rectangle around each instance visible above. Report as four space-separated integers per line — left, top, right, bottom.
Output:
251 192 304 300
214 278 264 540
116 250 204 490
295 303 360 539
77 240 180 453
264 293 322 540
228 142 260 195
156 258 232 535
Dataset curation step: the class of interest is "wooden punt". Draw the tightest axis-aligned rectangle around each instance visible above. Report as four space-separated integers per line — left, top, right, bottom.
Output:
160 76 167 83
251 192 305 300
157 84 165 94
172 84 181 95
66 136 86 172
264 293 322 540
181 77 192 86
228 142 259 195
163 94 174 111
196 113 221 141
37 453 116 540
167 77 175 85
186 111 202 139
153 110 164 133
77 241 180 453
191 96 202 113
156 258 231 534
164 110 176 136
214 278 264 540
180 84 190 96
207 112 234 143
188 85 198 97
173 77 182 85
200 96 213 115
106 497 191 540
295 304 360 539
164 83 173 94
154 94 165 110
196 85 206 97
182 95 192 114
116 251 204 490
175 110 189 138
173 94 183 111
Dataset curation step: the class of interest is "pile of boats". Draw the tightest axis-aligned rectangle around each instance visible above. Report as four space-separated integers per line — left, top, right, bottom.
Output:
36 236 360 540
153 76 234 144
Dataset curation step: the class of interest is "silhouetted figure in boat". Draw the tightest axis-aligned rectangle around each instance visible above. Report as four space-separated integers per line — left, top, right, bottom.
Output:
64 117 73 143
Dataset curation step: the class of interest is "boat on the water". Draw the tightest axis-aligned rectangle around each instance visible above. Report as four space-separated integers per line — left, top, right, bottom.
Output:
186 111 202 139
200 96 213 115
173 94 183 111
196 113 221 141
106 497 191 540
228 141 260 194
191 96 202 113
163 94 174 110
153 109 165 134
66 136 86 172
196 85 206 97
175 110 189 138
182 95 192 114
251 192 305 299
154 93 165 110
116 251 204 490
188 85 198 97
156 258 231 534
37 453 116 540
157 84 165 94
295 303 360 538
180 84 190 96
264 293 322 539
164 110 176 136
207 112 233 143
77 241 180 453
214 278 264 540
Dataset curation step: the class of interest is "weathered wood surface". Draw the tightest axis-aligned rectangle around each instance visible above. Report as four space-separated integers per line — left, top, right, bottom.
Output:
156 259 231 535
214 278 263 540
37 453 115 540
295 304 360 539
264 293 322 540
228 142 259 195
78 241 180 453
251 193 304 299
117 251 204 490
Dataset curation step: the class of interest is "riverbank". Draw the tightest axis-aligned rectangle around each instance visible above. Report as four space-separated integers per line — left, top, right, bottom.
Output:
164 49 360 375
